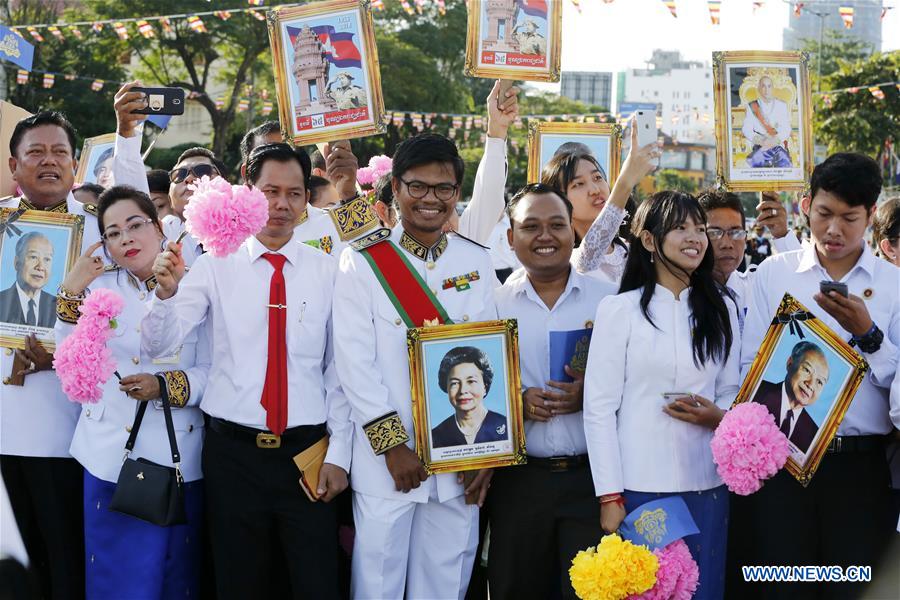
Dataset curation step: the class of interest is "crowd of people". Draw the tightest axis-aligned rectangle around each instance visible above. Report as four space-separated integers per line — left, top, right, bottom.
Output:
0 78 898 600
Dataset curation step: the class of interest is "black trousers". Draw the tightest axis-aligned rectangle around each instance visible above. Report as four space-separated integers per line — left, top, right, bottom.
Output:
0 455 84 600
727 448 893 599
202 422 339 600
487 461 601 600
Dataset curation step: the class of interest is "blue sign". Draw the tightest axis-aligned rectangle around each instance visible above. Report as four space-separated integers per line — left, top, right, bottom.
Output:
618 102 658 119
146 114 173 130
618 497 699 551
0 25 34 71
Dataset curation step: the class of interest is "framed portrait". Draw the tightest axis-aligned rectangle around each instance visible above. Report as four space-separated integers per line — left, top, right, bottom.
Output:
733 293 868 486
267 0 386 146
407 319 526 474
0 209 84 351
712 51 813 192
526 122 622 184
464 0 563 82
74 133 116 187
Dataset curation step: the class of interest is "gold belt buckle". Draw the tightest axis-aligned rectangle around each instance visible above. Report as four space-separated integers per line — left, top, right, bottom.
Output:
256 433 281 449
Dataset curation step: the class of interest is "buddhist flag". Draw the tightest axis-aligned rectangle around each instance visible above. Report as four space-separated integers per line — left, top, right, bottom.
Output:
371 0 385 10
42 73 54 88
869 86 885 100
215 96 225 110
91 22 104 33
64 74 76 81
47 26 64 41
137 20 155 39
262 101 273 116
436 0 446 15
91 79 104 92
160 18 173 33
753 1 765 13
237 98 250 112
839 6 853 29
16 70 29 85
68 26 83 39
708 1 721 25
215 11 232 20
113 22 129 40
249 10 267 21
26 27 44 43
187 16 208 34
248 0 264 6
793 2 804 17
452 117 463 129
662 1 677 18
392 113 405 127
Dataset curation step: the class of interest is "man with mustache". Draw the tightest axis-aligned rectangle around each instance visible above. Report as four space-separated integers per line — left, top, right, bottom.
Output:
752 341 829 454
0 232 57 327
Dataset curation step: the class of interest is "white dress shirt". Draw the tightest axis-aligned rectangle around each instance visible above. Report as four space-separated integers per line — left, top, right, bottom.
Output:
296 205 349 257
487 216 520 271
742 243 900 434
141 232 352 471
57 270 209 483
495 268 616 457
112 133 148 193
333 226 498 503
458 136 508 245
0 194 102 458
14 284 37 324
774 383 804 439
583 287 741 496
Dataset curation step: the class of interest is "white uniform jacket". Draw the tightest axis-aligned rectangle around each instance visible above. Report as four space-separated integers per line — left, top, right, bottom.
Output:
333 227 498 503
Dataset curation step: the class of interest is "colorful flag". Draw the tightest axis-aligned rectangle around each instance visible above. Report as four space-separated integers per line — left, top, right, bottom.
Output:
287 25 362 68
26 27 44 43
187 16 208 34
793 2 804 17
400 1 414 15
215 96 225 110
262 101 273 116
662 1 677 18
91 22 104 33
16 70 29 85
238 98 250 112
436 0 446 15
137 20 155 39
64 74 76 81
68 26 83 39
708 1 721 25
248 0 264 6
160 18 173 33
0 24 35 70
215 11 232 20
518 0 548 18
371 0 385 10
869 86 885 100
392 113 405 128
113 22 129 40
42 73 54 89
839 6 854 28
249 10 267 21
91 79 104 92
47 26 64 41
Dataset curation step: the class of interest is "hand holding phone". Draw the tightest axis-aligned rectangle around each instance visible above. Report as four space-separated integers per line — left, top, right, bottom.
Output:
819 280 848 298
634 110 657 149
130 87 185 116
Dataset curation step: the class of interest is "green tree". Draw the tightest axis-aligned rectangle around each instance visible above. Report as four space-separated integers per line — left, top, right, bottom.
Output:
655 169 698 193
799 29 872 92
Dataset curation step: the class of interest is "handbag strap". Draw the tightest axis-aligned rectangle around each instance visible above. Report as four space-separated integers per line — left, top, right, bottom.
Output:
122 374 182 466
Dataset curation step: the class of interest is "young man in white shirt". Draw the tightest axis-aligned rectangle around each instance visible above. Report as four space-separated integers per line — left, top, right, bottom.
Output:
490 184 616 599
740 152 900 598
147 144 351 598
333 133 496 600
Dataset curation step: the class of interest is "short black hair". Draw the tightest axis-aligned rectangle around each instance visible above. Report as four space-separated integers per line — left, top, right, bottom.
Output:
873 197 900 247
92 147 114 176
392 133 464 185
541 150 606 192
310 149 326 171
308 175 331 203
240 121 282 163
174 147 228 180
96 185 161 238
507 183 572 228
437 346 494 395
10 111 77 157
810 152 881 211
146 169 171 194
696 189 746 228
374 172 394 208
75 182 104 197
245 143 311 190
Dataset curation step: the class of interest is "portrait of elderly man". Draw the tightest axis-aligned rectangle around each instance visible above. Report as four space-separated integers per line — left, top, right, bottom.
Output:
327 72 367 110
431 346 509 449
741 74 793 169
513 19 546 56
751 340 830 454
0 231 57 327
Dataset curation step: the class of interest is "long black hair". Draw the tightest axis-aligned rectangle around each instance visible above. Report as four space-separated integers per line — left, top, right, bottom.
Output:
619 191 732 367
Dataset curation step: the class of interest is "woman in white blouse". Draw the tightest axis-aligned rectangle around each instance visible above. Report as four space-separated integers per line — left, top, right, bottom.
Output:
583 191 740 600
56 186 208 600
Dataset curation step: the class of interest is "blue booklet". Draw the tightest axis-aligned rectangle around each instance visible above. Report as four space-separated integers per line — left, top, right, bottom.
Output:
548 328 593 382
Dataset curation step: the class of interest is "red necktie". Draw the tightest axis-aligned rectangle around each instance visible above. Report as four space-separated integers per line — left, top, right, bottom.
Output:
260 253 288 435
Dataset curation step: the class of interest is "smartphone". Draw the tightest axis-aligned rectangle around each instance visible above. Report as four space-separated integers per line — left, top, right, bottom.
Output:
497 79 514 109
130 87 185 116
819 280 849 298
662 392 692 403
635 110 657 149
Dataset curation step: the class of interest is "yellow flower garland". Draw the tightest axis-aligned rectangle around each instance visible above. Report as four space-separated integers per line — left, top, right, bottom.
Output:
569 534 659 600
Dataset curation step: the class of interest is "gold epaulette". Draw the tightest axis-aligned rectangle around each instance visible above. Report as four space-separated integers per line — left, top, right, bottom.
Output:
363 411 410 455
157 370 191 408
104 264 120 272
83 203 99 217
328 195 379 241
56 295 83 324
350 228 391 252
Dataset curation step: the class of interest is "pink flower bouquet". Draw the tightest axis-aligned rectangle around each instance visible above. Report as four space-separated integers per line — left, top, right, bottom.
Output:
357 154 393 188
183 176 268 257
630 540 699 600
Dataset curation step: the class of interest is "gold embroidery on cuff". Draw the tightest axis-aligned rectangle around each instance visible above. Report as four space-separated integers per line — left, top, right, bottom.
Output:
56 295 83 324
158 370 190 408
363 411 410 455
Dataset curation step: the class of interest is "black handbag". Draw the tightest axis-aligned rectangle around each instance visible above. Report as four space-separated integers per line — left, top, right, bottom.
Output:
109 374 187 527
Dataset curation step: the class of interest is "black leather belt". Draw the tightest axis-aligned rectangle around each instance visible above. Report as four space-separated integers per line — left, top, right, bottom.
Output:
209 417 325 449
527 454 589 472
826 435 885 454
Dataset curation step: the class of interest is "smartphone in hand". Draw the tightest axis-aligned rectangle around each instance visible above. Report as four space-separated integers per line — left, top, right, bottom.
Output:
130 87 185 116
819 280 849 298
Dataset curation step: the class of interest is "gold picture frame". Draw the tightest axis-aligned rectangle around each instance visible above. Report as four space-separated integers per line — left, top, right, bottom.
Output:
464 0 563 82
712 51 813 192
267 0 386 146
733 293 867 486
0 209 85 351
74 133 116 186
526 121 623 185
407 319 526 474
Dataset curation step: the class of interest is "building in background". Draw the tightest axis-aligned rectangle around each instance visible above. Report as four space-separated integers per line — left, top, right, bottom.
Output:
559 71 613 110
783 0 883 53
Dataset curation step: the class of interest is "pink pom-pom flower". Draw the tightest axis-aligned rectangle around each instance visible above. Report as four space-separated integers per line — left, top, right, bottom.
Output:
357 154 392 188
630 540 699 600
183 176 268 257
711 401 791 495
54 289 125 405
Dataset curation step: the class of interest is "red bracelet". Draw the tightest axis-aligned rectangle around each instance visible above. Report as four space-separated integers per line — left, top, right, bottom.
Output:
599 494 625 506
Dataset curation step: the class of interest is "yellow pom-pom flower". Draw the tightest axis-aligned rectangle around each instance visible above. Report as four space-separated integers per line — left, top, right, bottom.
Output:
569 534 659 600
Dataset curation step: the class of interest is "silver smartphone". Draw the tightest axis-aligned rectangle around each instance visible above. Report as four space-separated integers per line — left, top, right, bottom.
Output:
635 110 657 148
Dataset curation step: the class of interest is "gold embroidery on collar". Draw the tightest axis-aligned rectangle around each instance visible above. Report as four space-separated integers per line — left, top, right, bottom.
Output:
143 274 158 292
19 197 68 213
399 231 448 262
295 208 309 226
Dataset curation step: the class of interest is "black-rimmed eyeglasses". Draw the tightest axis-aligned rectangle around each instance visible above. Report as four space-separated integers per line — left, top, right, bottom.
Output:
399 178 459 201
